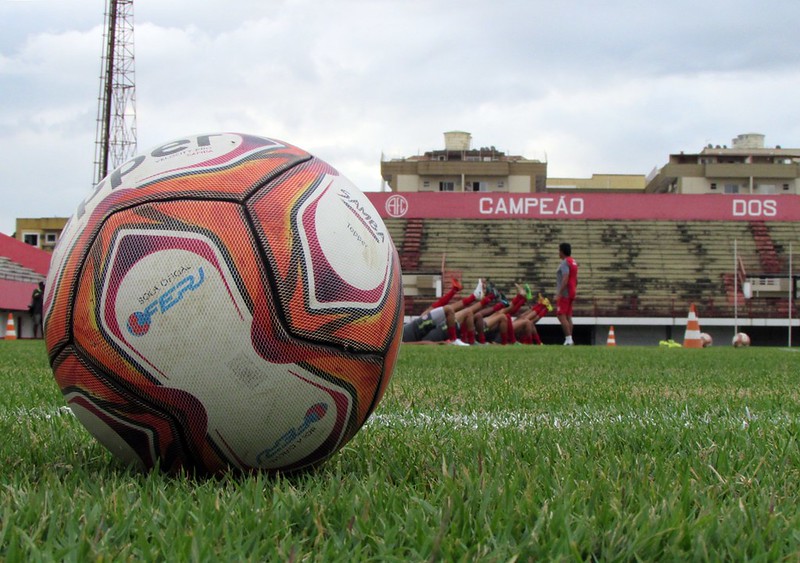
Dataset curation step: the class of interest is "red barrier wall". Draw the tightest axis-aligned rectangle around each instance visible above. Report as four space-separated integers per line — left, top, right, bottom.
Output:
366 192 800 221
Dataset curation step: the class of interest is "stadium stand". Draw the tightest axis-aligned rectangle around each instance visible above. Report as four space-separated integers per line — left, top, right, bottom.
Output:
385 218 799 320
0 256 45 284
749 220 782 274
0 232 50 339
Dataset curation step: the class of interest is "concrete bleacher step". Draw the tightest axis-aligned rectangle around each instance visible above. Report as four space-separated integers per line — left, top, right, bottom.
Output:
395 217 797 317
0 257 43 283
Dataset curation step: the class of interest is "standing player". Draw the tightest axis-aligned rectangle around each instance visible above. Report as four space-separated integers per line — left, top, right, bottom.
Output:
29 281 44 339
555 242 578 345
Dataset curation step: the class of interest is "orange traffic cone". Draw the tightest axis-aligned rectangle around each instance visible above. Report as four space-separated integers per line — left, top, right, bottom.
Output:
606 326 617 346
4 313 17 340
683 304 702 348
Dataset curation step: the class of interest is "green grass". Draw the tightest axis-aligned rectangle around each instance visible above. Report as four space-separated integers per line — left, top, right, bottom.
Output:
2 340 800 560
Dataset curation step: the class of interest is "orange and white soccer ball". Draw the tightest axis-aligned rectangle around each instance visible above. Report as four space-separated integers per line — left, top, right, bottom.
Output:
700 332 713 347
732 332 751 347
43 133 403 475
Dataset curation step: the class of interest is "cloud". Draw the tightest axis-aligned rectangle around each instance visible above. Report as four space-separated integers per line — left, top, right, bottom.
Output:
2 0 800 235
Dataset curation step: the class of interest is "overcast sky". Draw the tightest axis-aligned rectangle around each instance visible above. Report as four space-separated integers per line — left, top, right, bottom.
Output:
2 0 800 236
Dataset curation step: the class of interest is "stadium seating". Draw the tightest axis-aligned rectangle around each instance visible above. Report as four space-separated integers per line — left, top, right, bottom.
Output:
385 218 799 318
0 256 44 284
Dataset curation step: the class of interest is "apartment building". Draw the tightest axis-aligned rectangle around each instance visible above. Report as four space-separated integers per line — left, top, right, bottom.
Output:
645 133 800 195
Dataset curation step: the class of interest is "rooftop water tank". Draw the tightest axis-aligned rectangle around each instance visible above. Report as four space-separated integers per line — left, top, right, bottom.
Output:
443 131 472 151
732 133 765 149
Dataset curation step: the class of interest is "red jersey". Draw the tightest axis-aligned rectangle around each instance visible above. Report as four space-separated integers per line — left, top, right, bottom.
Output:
566 256 578 298
557 256 578 299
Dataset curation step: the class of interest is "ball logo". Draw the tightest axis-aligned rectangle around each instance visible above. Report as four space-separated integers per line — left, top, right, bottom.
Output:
127 311 152 336
126 267 206 336
304 402 328 424
256 402 329 464
385 194 408 218
337 188 386 242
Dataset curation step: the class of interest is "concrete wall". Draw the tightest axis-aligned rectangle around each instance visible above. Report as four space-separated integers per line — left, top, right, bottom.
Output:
508 175 531 193
397 174 420 192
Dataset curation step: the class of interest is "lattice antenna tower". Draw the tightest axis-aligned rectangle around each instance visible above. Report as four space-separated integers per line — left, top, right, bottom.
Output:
93 0 137 185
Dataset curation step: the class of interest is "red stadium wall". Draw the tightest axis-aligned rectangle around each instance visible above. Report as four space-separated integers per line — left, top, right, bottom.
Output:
367 193 800 222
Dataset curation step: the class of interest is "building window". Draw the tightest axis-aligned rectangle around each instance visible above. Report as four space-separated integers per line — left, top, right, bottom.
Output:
497 181 505 189
422 181 430 189
784 184 791 191
723 184 739 194
710 183 717 190
439 181 455 192
45 233 58 244
467 181 487 192
23 232 40 247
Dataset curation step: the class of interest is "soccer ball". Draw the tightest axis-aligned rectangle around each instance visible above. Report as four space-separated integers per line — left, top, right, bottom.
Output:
43 133 403 475
732 332 751 347
700 332 713 347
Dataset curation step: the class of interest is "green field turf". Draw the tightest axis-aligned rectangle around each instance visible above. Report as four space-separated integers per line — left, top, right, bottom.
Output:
1 340 799 560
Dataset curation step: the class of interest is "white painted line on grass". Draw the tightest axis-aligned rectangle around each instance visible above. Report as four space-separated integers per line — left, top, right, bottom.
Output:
0 405 75 423
3 405 795 433
367 407 796 431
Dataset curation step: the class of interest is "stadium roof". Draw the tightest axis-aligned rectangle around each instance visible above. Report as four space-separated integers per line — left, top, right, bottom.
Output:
0 233 51 275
